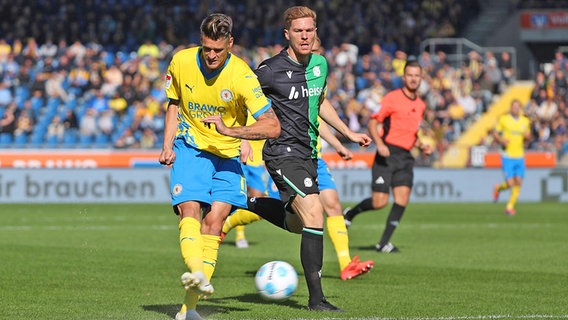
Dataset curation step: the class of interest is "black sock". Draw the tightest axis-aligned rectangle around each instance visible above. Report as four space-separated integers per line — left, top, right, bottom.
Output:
379 203 405 246
345 197 374 220
301 228 324 305
246 197 287 230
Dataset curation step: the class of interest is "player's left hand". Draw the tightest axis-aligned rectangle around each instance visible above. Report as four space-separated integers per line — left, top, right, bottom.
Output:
201 115 228 135
349 132 372 147
240 140 253 164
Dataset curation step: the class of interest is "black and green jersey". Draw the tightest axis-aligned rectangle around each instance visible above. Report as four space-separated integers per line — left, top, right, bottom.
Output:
254 49 328 160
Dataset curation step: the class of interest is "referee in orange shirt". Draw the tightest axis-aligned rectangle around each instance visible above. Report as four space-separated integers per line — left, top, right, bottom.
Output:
343 60 433 253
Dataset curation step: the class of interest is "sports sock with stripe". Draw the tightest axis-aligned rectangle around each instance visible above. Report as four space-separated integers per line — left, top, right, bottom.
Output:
301 227 325 306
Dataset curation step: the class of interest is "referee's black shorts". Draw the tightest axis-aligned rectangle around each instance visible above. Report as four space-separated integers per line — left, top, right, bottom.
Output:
371 144 415 193
265 157 319 201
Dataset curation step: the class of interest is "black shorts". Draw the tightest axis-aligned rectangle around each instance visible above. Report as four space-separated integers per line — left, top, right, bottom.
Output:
371 144 415 193
265 157 319 201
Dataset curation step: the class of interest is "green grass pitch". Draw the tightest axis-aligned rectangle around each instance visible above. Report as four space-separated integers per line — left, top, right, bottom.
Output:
1 202 567 319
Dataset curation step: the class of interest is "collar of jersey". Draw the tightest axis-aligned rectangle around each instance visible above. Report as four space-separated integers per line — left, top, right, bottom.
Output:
197 48 232 80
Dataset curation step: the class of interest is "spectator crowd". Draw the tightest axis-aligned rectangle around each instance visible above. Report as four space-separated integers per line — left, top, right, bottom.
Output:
0 0 567 165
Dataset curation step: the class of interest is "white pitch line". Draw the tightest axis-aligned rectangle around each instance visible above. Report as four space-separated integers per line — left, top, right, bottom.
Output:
353 222 556 230
0 225 176 231
286 315 568 320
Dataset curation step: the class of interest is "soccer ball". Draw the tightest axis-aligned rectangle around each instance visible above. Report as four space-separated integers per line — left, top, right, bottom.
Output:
254 260 298 301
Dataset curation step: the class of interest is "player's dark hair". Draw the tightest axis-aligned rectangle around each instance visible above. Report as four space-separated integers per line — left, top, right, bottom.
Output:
200 13 233 41
404 59 422 72
283 6 316 30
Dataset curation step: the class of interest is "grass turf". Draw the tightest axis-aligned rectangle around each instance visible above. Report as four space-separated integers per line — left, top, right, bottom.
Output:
1 202 567 319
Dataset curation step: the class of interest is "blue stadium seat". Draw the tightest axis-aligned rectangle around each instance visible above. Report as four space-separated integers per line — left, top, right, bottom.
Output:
79 134 93 147
14 87 30 108
94 133 109 146
63 129 78 147
0 132 13 145
46 134 59 147
30 132 45 145
13 133 28 145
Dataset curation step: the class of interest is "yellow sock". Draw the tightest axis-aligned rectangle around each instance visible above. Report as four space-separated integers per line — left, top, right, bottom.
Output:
222 209 262 234
508 185 520 210
179 234 220 314
498 181 509 192
235 225 246 241
202 234 221 281
179 217 203 272
180 291 199 314
178 217 203 314
326 215 351 271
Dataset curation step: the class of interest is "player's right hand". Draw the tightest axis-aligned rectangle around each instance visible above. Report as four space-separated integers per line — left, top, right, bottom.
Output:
159 149 176 167
377 144 390 157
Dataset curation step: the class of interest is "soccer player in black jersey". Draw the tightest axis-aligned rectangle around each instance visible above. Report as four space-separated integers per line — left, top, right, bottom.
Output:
247 6 371 312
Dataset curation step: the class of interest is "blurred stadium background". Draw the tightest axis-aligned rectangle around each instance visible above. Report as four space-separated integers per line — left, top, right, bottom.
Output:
0 0 567 171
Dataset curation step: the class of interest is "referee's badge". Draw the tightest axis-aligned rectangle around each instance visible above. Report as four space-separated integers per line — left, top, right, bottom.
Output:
304 178 313 188
220 89 233 102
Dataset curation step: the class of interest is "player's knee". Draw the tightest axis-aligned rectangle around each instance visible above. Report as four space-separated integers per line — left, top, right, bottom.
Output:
284 212 303 234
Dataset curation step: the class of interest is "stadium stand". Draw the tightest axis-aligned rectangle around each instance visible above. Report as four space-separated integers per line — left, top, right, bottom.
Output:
0 1 567 167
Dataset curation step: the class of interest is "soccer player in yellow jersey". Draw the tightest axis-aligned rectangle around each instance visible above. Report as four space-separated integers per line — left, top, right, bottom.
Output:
492 99 531 215
159 13 280 320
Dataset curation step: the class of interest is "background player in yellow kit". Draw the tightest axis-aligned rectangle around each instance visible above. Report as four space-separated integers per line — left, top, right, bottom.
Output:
492 99 532 215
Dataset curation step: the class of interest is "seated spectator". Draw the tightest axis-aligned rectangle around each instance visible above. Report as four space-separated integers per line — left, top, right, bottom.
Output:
14 109 34 138
0 38 11 62
46 115 65 142
90 90 110 113
108 92 128 118
0 81 12 107
101 64 123 96
139 127 157 149
499 51 515 84
137 39 159 59
45 68 68 101
0 103 17 137
80 108 98 140
63 108 79 131
456 89 478 120
537 94 558 122
68 60 91 96
97 109 115 138
113 128 138 149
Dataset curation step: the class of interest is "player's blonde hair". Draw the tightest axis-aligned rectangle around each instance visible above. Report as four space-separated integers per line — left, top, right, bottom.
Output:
283 6 317 30
200 13 233 40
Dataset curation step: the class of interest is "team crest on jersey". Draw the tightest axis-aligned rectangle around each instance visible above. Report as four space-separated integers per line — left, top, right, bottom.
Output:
220 89 233 102
165 74 172 89
304 177 313 188
172 184 183 196
313 66 320 77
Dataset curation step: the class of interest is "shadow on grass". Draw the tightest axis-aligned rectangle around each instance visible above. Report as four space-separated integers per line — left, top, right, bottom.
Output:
142 293 305 318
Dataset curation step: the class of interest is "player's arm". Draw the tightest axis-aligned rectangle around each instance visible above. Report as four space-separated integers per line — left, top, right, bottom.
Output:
201 107 280 140
159 99 180 166
367 116 389 157
319 98 371 147
319 121 352 160
492 119 507 147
